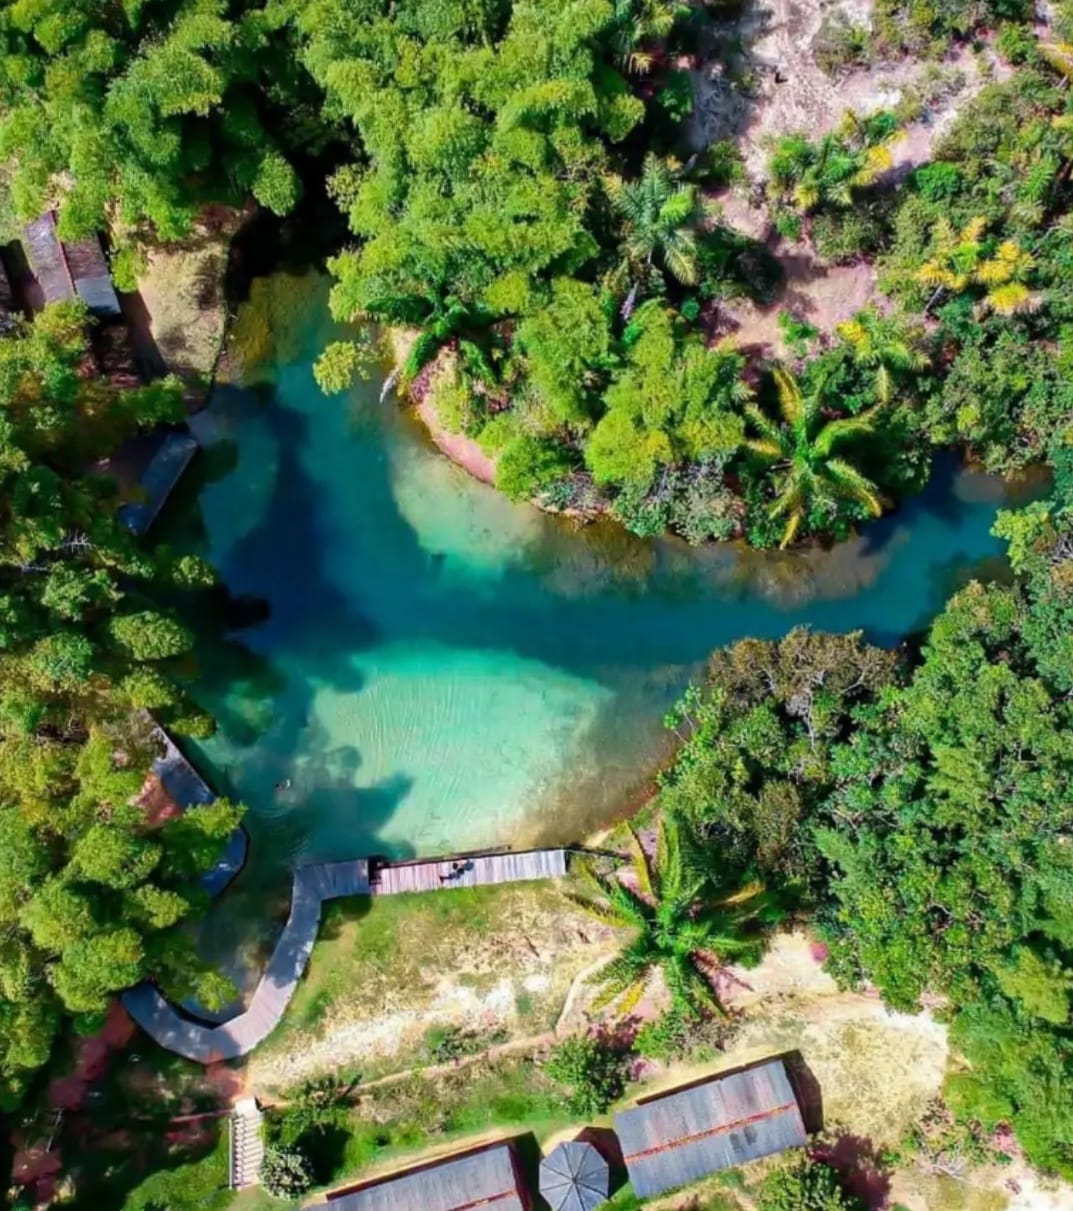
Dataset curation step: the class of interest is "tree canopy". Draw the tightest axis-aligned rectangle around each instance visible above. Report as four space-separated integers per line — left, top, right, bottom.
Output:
0 0 313 256
0 305 242 1107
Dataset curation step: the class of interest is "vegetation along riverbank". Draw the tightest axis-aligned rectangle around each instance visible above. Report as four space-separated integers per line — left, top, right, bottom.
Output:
2 1 1073 1210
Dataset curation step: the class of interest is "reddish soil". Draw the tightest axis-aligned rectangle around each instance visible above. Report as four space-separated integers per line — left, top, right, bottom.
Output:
136 770 183 826
415 395 497 486
48 1002 137 1112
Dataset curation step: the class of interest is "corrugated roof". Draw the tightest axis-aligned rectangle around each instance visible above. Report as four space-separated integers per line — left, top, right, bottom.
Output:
0 252 14 310
327 1143 527 1211
24 213 76 304
118 431 198 535
23 215 121 316
614 1060 807 1199
65 235 121 316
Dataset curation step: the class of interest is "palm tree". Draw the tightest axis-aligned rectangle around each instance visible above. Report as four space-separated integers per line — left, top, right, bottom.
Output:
916 218 1041 317
609 0 685 73
768 110 899 214
835 307 928 403
366 291 500 383
745 364 884 549
607 155 700 291
571 814 775 1019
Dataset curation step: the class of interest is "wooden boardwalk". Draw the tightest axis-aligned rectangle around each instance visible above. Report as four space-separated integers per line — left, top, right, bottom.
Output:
123 860 371 1062
371 848 568 895
124 848 570 1064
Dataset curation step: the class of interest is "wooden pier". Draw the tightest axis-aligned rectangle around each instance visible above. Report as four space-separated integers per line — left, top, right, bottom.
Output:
371 848 568 895
123 848 571 1063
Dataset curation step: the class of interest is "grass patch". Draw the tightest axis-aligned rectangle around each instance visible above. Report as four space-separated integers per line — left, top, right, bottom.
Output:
266 1053 575 1198
249 881 614 1092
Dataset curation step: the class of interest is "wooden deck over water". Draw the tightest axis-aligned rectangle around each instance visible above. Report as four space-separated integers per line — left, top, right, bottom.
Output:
123 848 571 1063
370 848 568 895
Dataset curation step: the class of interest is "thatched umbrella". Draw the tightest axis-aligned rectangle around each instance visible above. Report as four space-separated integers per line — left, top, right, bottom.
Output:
539 1141 610 1211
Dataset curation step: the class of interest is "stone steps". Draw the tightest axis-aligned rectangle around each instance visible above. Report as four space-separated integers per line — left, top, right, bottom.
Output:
229 1098 265 1189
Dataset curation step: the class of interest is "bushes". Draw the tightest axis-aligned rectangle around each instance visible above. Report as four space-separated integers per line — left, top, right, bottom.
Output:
810 209 888 264
545 1036 629 1117
261 1145 314 1199
758 1155 864 1211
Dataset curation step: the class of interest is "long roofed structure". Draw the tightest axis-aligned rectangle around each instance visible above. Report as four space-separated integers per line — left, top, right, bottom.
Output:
326 1141 528 1211
614 1059 807 1199
23 212 121 316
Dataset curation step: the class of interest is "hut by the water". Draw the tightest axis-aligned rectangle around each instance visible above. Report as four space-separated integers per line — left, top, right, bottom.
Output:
23 212 121 317
326 1141 529 1211
613 1059 807 1199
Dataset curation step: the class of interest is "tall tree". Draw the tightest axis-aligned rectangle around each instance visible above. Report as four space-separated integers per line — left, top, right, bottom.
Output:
0 0 309 250
744 364 883 548
571 814 779 1018
0 305 242 1107
606 154 701 290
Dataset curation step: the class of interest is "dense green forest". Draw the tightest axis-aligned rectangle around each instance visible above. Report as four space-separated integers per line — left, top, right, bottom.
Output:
3 0 1071 544
5 0 1073 1200
661 444 1073 1176
0 307 242 1107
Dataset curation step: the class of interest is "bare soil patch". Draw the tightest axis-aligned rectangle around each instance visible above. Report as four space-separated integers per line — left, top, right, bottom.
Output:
713 225 878 356
133 207 246 398
246 883 620 1094
686 0 1014 356
689 0 1003 181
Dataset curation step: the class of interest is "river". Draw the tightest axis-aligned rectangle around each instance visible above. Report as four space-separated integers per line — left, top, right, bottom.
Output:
161 272 1030 960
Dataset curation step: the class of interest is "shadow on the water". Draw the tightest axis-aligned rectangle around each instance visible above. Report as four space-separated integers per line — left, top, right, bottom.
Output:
167 271 1047 983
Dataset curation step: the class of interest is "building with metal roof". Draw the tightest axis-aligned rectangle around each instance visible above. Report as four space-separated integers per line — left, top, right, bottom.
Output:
118 430 199 535
614 1059 807 1199
326 1141 529 1211
0 251 16 333
23 212 121 316
540 1140 609 1211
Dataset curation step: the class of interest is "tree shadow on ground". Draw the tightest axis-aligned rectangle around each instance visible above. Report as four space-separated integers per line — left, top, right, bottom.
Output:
818 1132 894 1210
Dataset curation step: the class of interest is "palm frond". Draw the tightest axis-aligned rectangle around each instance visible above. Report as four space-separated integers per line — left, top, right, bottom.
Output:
825 457 883 515
980 283 1043 316
403 330 442 380
744 401 785 450
663 231 699 285
813 410 880 457
772 364 804 427
778 510 804 550
626 823 655 900
875 363 892 404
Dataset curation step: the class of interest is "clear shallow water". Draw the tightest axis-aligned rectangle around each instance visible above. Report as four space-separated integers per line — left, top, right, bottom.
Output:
171 273 1029 913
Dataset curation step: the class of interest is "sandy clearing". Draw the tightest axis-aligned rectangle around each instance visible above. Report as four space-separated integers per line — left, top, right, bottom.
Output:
133 207 245 399
715 234 879 357
689 0 1004 182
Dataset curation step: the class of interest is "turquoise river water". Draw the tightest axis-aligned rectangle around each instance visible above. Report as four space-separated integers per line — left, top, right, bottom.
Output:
166 273 1030 937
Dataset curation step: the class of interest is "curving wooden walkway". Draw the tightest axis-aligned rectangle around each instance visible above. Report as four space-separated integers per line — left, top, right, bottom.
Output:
123 860 371 1062
123 848 570 1064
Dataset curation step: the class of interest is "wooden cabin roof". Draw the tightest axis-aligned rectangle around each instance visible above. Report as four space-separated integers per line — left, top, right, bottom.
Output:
118 431 198 536
614 1060 807 1199
327 1142 527 1211
23 212 121 316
